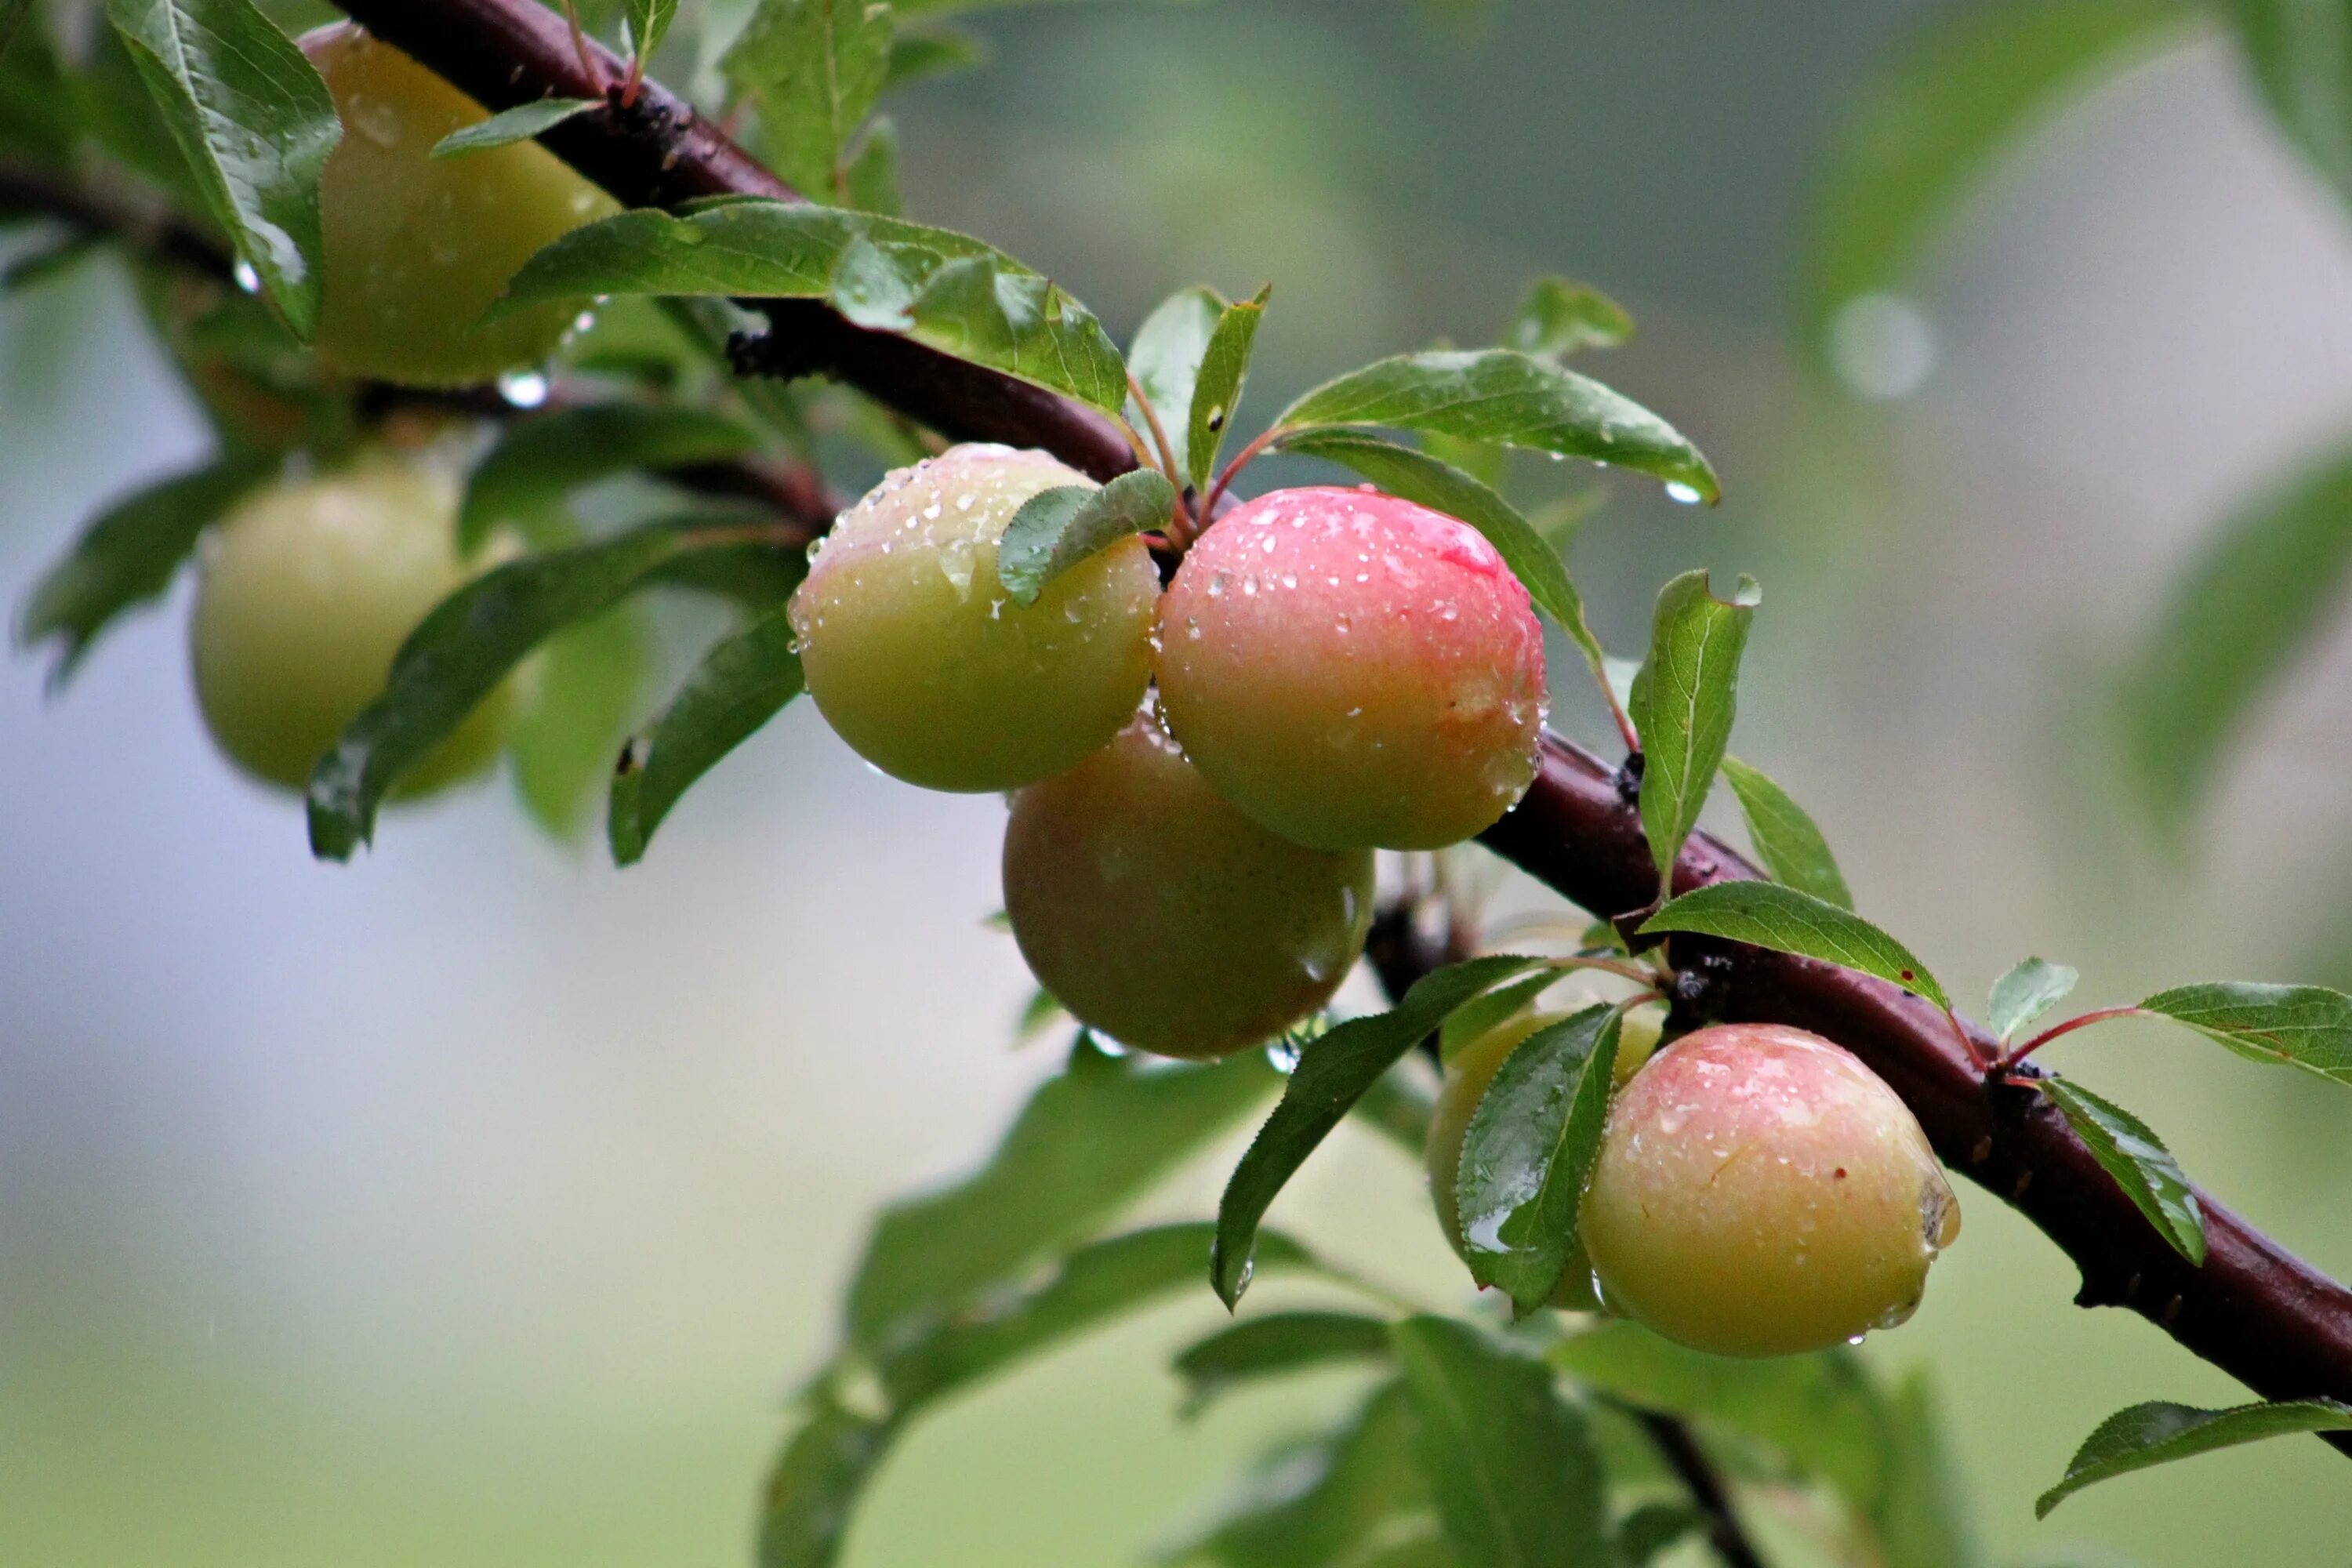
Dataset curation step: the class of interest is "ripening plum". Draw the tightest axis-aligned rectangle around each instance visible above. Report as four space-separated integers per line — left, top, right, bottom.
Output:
189 453 516 795
1581 1024 1961 1358
1156 485 1546 851
302 24 615 387
1002 710 1374 1058
791 444 1161 792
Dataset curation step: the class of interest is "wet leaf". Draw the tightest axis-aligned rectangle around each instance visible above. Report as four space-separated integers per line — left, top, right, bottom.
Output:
1642 879 1949 1011
2035 1398 2352 1517
2042 1078 2205 1264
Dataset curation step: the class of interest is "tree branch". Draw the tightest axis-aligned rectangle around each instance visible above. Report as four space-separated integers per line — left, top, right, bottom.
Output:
325 0 2352 1442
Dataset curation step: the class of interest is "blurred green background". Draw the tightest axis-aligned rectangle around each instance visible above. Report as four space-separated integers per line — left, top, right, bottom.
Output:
9 1 2352 1563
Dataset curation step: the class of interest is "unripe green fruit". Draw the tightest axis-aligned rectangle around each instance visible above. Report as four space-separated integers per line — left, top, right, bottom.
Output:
1002 711 1374 1059
1581 1023 1961 1358
791 445 1161 792
189 454 515 795
302 24 615 387
1156 485 1547 850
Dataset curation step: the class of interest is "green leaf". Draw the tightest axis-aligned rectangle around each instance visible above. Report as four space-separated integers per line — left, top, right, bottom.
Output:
1127 285 1225 486
622 0 680 63
459 405 762 554
307 521 747 860
1389 1316 1610 1568
1719 754 1852 910
1173 1310 1395 1416
1633 570 1759 899
1506 276 1632 359
2226 0 2352 209
431 96 597 158
2117 445 2352 833
1616 1504 1701 1567
848 1039 1275 1358
2034 1398 2352 1518
2140 981 2352 1085
609 601 804 866
105 0 339 339
1454 1005 1621 1315
1276 349 1718 503
841 114 900 214
1801 0 2193 354
510 602 650 840
883 24 986 91
1549 1320 1892 1519
1187 285 1269 492
1878 1370 1987 1568
754 1392 893 1568
1986 956 2079 1043
1275 429 1610 682
997 469 1176 604
1212 955 1546 1307
722 0 892 199
1642 879 1950 1011
2041 1078 2205 1265
0 17 74 166
499 201 1130 414
16 455 263 683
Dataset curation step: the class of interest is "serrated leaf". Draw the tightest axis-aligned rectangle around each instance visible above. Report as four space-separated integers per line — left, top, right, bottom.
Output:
723 0 892 199
106 0 338 338
841 114 900 214
1187 285 1268 491
848 1040 1275 1359
1987 956 2079 1043
883 24 985 90
1276 349 1717 503
1878 1370 1987 1568
510 601 650 840
1212 955 1547 1307
1633 570 1759 899
1719 754 1852 909
623 0 680 63
2140 980 2352 1084
2226 0 2352 210
459 404 762 553
1642 880 1949 1011
499 201 1129 414
431 96 597 158
1173 1310 1394 1417
16 455 263 682
1802 0 2192 354
2041 1078 2205 1265
2034 1397 2352 1517
997 469 1174 604
1276 429 1609 682
1127 285 1225 485
1454 1005 1621 1314
1506 276 1632 358
1389 1316 1609 1568
754 1391 892 1568
2118 445 2352 833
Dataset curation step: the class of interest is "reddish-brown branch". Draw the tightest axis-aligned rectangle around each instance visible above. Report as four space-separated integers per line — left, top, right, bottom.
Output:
327 0 2352 1439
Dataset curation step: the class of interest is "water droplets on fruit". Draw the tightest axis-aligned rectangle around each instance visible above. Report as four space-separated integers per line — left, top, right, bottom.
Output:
937 537 976 597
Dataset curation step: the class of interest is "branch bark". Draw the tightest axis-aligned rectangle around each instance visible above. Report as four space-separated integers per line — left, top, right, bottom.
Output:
327 0 2352 1442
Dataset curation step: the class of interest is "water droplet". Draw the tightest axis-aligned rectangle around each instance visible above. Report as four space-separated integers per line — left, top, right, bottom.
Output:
1207 572 1227 598
496 369 550 408
231 259 260 295
1664 481 1703 505
1828 292 1938 401
1265 1039 1301 1073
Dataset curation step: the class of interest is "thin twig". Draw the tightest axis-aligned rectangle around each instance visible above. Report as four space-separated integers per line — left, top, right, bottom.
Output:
1637 1410 1768 1568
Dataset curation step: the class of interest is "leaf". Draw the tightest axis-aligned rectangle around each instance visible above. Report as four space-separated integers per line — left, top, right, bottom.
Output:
847 1039 1275 1359
1187 285 1269 492
510 602 650 840
2041 1078 2205 1265
1878 1370 1986 1568
1127 285 1225 486
1 0 42 80
1719 755 1852 910
2140 981 2352 1084
1276 349 1718 503
722 0 893 199
1212 955 1546 1307
459 405 761 553
2034 1398 2352 1517
2117 445 2352 832
499 201 1129 414
1174 1311 1395 1416
1389 1316 1610 1568
1642 880 1949 1011
105 0 339 338
883 24 986 91
1616 1503 1701 1566
754 1392 893 1568
1275 429 1609 682
431 96 597 158
996 469 1176 604
622 0 680 64
16 455 263 683
1549 1321 1893 1519
2226 0 2352 209
1802 0 2193 354
307 521 746 860
1454 1005 1621 1314
609 601 804 866
1987 957 2079 1043
1505 276 1632 358
841 114 900 214
1633 570 1759 899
